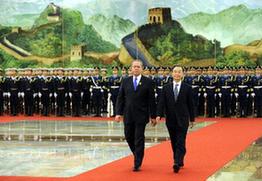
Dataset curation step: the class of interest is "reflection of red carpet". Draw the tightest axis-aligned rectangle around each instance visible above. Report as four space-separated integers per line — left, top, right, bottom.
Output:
0 118 262 181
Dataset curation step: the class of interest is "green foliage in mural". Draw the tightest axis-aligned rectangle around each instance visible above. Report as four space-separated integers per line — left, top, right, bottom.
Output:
216 51 257 67
0 25 11 37
0 49 39 69
5 6 117 58
137 21 222 66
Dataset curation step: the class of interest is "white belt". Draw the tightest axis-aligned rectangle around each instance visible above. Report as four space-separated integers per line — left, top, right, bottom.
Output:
221 86 231 89
93 86 102 89
110 86 120 89
238 85 248 88
192 85 199 88
254 86 262 89
157 86 163 89
206 86 216 89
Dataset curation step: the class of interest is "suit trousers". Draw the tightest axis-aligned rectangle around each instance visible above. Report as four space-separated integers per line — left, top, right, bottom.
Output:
166 125 188 166
124 121 147 167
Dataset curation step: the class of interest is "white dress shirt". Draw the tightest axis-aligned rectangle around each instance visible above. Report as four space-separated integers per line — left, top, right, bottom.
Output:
173 81 182 94
133 74 142 85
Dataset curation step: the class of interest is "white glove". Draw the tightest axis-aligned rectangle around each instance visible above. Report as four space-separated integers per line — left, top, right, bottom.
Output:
101 89 104 93
235 93 239 98
198 93 201 97
65 93 68 97
54 93 57 98
38 93 42 97
81 92 84 97
8 92 11 97
246 94 249 98
251 93 255 97
18 92 21 97
3 92 7 97
49 93 52 97
21 92 24 97
204 93 207 97
69 92 72 97
218 93 222 97
33 93 37 98
155 93 158 98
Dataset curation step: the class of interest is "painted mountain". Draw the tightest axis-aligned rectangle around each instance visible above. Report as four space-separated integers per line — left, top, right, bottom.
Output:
1 0 261 26
6 4 117 58
119 20 222 67
87 14 136 47
178 4 262 47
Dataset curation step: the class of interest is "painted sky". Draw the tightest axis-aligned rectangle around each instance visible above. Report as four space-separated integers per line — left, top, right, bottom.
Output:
0 0 261 25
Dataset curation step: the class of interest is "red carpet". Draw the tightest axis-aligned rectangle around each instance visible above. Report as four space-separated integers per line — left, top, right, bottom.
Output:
0 118 262 181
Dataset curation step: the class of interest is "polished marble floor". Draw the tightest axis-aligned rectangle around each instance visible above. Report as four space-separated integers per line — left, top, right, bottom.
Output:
207 137 262 181
0 120 212 177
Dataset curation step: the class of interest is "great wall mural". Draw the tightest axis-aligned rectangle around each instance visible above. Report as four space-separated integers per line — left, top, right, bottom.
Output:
0 0 261 68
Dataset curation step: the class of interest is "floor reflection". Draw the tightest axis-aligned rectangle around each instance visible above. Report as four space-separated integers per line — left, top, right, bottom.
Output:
208 137 262 181
0 120 212 177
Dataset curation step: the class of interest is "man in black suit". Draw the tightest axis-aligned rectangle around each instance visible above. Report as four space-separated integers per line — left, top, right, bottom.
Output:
156 65 195 173
115 59 156 172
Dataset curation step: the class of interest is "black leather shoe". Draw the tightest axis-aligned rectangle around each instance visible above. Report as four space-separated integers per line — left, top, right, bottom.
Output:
133 166 141 172
179 163 184 168
173 165 180 173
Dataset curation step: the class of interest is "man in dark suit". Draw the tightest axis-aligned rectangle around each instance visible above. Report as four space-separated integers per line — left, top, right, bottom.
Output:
115 59 156 172
156 65 195 173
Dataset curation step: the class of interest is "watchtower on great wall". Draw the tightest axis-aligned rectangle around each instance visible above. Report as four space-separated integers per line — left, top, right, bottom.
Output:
70 44 85 61
47 3 61 22
148 7 172 24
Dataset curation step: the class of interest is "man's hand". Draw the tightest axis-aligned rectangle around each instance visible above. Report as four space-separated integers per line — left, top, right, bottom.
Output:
115 115 122 123
150 118 157 127
190 122 194 129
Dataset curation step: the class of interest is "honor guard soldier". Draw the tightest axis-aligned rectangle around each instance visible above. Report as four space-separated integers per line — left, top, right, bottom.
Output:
16 69 25 114
246 67 254 116
149 67 157 99
150 67 157 80
64 68 73 115
0 69 4 115
143 66 150 77
91 66 103 117
40 68 52 116
70 68 82 116
164 67 173 84
81 68 92 115
229 67 237 116
155 67 165 103
121 67 128 81
55 68 66 116
203 67 217 117
32 68 43 114
252 66 262 117
108 66 121 116
101 68 109 114
22 68 34 116
185 67 201 117
4 68 19 116
128 66 132 76
235 67 250 117
197 68 205 116
218 67 233 117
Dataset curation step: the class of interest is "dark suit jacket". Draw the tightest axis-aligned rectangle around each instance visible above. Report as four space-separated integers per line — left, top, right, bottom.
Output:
116 75 156 124
157 82 195 128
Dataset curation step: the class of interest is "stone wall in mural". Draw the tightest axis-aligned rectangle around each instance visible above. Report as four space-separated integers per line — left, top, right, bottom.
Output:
0 0 261 68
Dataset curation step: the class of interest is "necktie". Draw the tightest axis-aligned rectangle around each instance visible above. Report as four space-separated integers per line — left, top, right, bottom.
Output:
134 77 138 91
174 84 179 101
